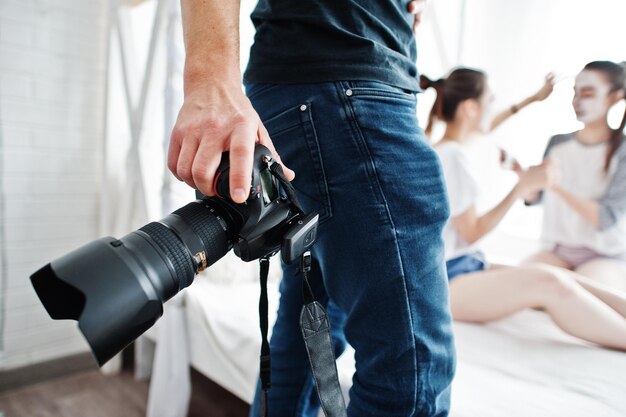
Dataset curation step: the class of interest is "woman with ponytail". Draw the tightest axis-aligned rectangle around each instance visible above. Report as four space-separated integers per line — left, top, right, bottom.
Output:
420 70 554 137
527 61 626 291
422 67 626 351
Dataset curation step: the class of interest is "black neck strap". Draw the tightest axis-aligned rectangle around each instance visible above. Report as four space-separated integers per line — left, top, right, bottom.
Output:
268 162 305 216
258 252 347 417
258 256 271 417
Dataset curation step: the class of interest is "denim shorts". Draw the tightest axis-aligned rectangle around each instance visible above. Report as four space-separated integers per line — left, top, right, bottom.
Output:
446 252 487 281
245 81 455 417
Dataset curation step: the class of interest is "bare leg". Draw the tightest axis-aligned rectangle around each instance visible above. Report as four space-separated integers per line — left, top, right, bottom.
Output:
449 265 626 350
523 250 572 269
575 259 626 292
571 272 626 317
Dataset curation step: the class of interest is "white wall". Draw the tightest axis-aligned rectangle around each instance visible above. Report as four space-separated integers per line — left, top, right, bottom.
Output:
0 0 110 369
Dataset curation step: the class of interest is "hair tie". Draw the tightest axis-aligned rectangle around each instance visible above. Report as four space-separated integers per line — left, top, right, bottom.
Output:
419 75 439 91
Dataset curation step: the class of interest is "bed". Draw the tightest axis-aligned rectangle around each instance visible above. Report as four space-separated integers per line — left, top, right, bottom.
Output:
451 310 626 416
141 254 626 417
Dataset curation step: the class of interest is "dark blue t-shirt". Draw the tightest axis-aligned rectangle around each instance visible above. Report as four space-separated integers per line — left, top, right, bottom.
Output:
243 0 420 92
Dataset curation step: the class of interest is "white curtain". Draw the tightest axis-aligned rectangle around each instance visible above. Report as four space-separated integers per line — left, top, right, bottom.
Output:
0 98 6 362
103 0 192 414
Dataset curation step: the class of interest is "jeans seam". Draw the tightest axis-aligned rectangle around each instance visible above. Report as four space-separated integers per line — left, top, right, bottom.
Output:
246 83 279 100
336 81 421 416
261 101 333 224
346 81 417 101
335 82 385 206
301 102 333 224
347 89 416 102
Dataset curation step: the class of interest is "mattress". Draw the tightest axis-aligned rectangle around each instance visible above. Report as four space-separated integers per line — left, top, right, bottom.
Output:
184 278 626 416
449 309 626 417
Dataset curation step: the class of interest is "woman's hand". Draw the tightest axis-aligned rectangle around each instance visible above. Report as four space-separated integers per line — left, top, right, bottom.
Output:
499 148 523 173
516 159 561 196
489 73 556 132
532 73 556 102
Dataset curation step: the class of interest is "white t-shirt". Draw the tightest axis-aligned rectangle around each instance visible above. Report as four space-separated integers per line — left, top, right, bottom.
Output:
435 141 481 260
541 133 626 256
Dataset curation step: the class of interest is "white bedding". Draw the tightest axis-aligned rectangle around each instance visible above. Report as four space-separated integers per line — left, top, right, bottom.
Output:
450 310 626 416
185 276 279 402
183 277 626 416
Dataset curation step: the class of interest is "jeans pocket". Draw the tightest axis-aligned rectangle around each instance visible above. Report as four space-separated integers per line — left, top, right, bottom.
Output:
263 102 332 223
347 81 417 101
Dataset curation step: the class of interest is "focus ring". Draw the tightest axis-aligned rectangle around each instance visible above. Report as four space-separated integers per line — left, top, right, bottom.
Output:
140 222 194 289
173 202 232 266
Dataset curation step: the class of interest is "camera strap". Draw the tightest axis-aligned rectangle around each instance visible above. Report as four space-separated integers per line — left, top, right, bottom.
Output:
258 159 346 416
299 252 347 417
258 256 272 417
268 162 305 216
257 252 347 417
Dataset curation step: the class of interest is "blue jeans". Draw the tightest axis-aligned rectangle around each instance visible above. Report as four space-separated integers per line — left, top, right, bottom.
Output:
246 81 455 417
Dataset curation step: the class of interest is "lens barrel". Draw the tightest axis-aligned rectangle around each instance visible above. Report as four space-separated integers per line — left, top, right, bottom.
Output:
31 199 235 366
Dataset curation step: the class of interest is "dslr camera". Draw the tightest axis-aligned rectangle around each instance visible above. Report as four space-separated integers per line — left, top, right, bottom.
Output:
30 145 318 365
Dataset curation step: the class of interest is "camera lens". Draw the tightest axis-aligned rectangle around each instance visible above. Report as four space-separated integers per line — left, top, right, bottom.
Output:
141 200 237 290
31 199 236 366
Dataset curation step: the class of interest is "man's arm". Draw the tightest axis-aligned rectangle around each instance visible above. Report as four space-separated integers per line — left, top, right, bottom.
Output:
180 0 240 89
168 0 293 203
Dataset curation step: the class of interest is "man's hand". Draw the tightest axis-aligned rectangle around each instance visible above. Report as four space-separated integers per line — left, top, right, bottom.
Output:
167 81 294 204
407 0 428 33
169 0 293 204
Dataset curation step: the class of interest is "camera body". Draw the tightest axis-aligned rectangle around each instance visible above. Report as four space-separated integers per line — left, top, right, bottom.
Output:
30 145 318 365
209 145 317 264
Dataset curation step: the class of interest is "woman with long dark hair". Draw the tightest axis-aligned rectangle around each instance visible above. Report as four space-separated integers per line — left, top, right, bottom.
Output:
526 61 626 291
421 65 626 351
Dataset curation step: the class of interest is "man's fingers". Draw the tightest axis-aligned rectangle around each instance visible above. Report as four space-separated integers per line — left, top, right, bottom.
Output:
176 139 200 189
407 0 427 14
408 0 427 32
228 124 256 203
167 132 183 181
191 140 221 196
258 123 295 181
